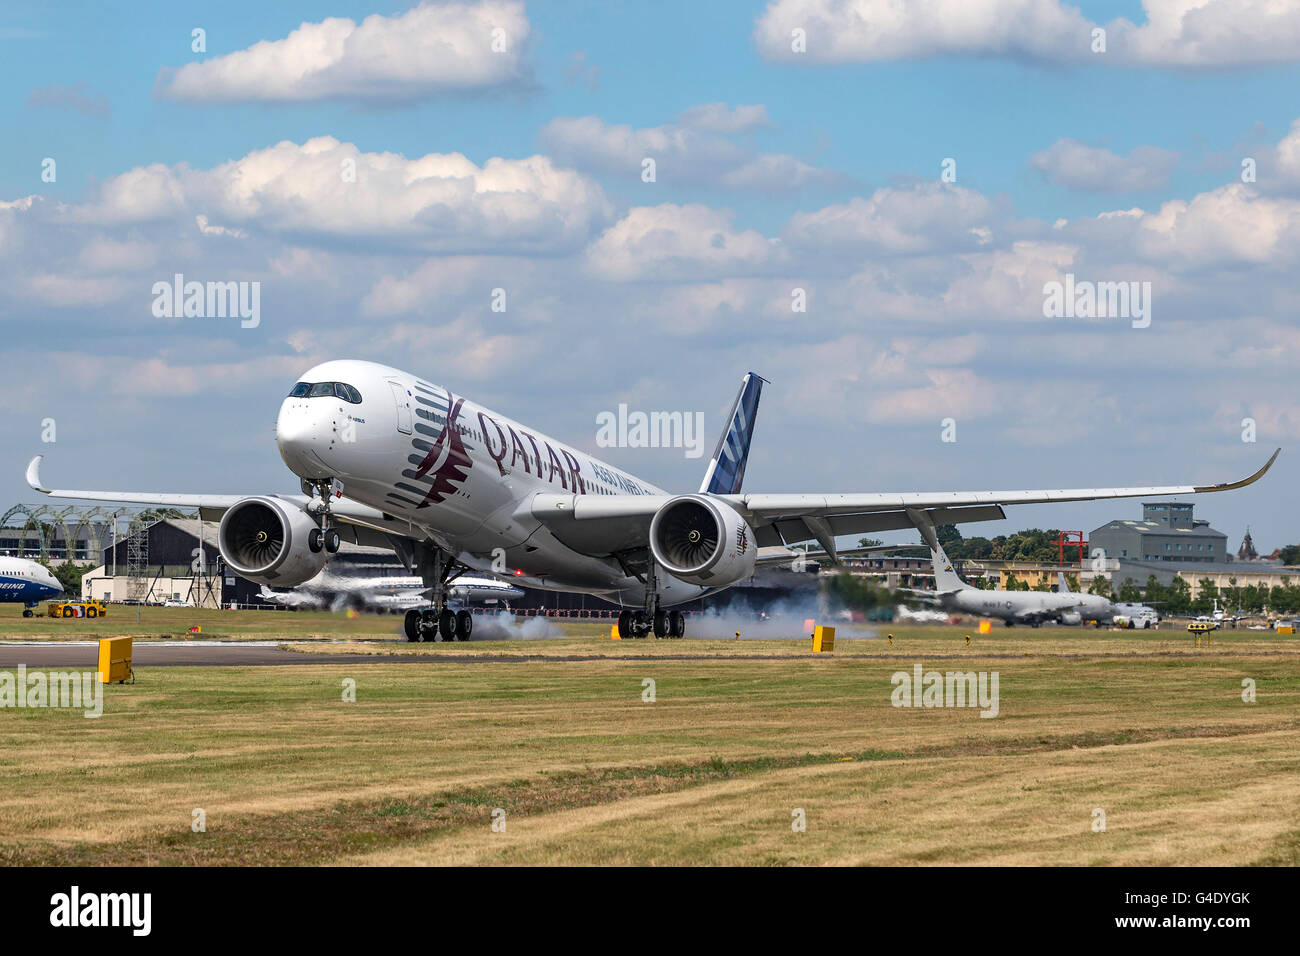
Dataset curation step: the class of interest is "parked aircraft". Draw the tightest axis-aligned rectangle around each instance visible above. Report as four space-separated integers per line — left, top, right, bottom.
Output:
0 556 63 617
904 517 1117 626
260 570 524 612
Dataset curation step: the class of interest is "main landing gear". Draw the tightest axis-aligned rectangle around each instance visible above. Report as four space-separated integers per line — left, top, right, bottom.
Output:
617 608 685 639
402 544 473 643
306 479 342 554
403 607 473 643
617 560 685 639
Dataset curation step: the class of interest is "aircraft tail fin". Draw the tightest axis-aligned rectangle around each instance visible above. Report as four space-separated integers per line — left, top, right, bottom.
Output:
907 509 972 593
699 372 765 495
1058 571 1071 593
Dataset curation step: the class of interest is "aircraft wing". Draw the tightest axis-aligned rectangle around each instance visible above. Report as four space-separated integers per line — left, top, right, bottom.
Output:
529 449 1279 553
26 455 426 548
26 455 251 512
753 543 912 569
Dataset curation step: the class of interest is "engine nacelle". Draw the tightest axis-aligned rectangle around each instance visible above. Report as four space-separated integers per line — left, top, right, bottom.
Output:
218 496 326 588
649 494 756 588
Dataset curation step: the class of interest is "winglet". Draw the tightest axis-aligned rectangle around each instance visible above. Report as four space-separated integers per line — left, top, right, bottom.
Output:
26 456 49 494
1193 448 1280 493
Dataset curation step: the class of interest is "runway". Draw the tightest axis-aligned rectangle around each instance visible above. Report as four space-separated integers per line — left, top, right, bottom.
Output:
0 640 428 668
0 640 786 667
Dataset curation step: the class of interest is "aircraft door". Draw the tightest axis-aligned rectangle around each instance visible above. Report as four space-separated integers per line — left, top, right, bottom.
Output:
389 381 413 434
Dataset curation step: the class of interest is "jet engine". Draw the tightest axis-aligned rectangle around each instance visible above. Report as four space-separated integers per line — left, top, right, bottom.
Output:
649 494 756 588
218 496 326 588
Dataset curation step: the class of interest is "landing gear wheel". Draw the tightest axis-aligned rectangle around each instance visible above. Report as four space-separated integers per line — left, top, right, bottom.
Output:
634 611 652 638
653 609 668 639
22 609 33 619
308 528 324 553
324 529 341 553
418 608 438 642
438 608 456 642
617 610 633 639
668 610 685 638
404 609 420 642
456 610 473 641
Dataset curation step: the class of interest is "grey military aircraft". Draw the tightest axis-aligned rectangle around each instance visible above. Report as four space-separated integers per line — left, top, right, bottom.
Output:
903 514 1115 627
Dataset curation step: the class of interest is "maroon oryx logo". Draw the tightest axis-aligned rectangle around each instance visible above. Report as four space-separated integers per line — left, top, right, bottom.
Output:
413 390 472 507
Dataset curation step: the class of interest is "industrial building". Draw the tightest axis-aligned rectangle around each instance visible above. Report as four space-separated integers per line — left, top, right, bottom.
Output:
1089 502 1228 564
80 517 261 606
1083 503 1300 599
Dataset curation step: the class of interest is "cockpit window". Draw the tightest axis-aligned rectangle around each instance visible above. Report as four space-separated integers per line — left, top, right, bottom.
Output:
288 382 363 404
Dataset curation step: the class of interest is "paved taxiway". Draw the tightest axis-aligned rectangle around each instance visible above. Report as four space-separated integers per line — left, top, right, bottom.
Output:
0 640 790 667
0 641 420 667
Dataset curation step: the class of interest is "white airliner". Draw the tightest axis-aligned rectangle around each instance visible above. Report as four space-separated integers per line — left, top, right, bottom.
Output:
25 360 1278 642
259 570 524 613
0 555 64 616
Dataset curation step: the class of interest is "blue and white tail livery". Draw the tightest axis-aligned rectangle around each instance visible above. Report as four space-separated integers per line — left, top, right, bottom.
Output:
699 372 765 495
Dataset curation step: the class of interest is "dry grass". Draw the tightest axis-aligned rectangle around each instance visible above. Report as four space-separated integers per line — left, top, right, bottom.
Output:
1 633 1297 865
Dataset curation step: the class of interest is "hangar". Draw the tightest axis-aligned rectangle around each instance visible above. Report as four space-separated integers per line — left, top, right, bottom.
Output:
1089 502 1228 564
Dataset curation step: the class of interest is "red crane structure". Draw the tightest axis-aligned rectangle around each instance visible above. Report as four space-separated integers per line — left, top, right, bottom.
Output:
1057 531 1087 568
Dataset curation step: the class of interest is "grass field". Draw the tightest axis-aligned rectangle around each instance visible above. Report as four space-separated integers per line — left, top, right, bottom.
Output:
1 613 1297 866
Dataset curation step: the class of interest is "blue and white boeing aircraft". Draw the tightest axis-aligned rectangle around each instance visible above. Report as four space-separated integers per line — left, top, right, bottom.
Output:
24 360 1279 642
0 556 64 617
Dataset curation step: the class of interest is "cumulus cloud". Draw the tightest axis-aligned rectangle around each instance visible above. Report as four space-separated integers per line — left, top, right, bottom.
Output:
540 109 841 190
784 182 997 255
62 137 611 253
754 0 1300 67
583 204 784 280
1030 139 1179 192
1126 184 1300 268
157 1 531 103
866 368 1000 424
677 102 772 134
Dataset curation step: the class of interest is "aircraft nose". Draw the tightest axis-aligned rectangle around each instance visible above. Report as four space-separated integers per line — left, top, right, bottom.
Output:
276 399 333 479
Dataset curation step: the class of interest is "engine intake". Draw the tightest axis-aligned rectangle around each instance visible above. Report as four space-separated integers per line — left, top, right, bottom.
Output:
649 494 756 588
218 496 326 588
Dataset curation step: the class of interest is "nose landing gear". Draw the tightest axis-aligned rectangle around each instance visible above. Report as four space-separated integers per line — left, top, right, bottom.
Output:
307 479 343 554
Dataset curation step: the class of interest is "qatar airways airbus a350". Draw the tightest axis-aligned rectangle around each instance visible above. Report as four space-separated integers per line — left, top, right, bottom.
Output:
26 360 1278 641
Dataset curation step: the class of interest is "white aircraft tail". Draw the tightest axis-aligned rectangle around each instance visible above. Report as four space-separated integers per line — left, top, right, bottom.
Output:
1058 571 1071 593
908 509 973 593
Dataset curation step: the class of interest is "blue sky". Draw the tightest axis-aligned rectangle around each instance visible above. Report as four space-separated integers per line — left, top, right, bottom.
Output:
1 0 1296 551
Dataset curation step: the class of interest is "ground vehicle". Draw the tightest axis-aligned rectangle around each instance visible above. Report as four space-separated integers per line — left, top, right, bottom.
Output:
46 600 108 619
